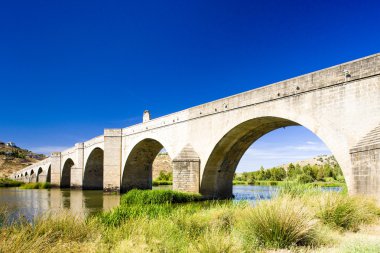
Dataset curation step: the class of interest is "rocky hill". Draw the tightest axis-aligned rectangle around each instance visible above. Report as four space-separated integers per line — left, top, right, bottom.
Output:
279 154 338 171
152 153 173 179
0 142 46 178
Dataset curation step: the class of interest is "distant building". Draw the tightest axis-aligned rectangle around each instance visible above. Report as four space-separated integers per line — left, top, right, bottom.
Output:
6 142 16 147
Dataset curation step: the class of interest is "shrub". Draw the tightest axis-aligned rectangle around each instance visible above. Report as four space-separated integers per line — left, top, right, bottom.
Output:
297 174 314 184
156 171 173 181
152 180 173 186
20 183 52 189
316 193 379 231
0 178 24 187
240 196 321 249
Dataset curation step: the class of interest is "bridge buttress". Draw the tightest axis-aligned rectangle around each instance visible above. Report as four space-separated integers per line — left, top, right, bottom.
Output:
173 144 200 194
103 129 123 192
51 152 61 187
350 125 380 202
70 143 84 189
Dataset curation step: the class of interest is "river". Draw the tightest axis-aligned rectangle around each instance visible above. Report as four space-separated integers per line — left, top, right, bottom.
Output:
0 185 341 222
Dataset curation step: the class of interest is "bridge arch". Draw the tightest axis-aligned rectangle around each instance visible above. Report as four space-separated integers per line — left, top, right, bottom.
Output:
83 147 104 190
46 165 51 183
61 158 75 188
36 167 43 182
121 138 170 192
200 116 346 198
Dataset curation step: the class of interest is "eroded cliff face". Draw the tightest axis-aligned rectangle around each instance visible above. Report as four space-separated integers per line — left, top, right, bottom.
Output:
152 153 173 179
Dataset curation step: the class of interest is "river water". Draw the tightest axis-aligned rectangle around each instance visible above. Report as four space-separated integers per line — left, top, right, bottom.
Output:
0 185 341 222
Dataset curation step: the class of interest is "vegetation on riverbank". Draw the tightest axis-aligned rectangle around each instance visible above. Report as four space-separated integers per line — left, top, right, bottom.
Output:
234 160 346 187
153 171 173 186
19 182 51 189
1 185 379 252
0 178 24 187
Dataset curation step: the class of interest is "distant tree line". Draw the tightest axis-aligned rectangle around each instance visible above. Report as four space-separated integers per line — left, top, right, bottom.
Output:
234 162 345 185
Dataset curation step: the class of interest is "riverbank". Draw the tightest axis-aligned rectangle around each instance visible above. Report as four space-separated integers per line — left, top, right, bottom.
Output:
19 182 52 189
1 185 379 252
233 179 345 188
0 178 23 187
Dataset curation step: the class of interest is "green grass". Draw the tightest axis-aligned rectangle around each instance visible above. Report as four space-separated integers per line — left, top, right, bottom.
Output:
0 178 24 187
120 189 202 205
232 180 247 185
308 181 346 187
239 196 323 249
278 181 324 197
20 182 52 189
315 193 380 231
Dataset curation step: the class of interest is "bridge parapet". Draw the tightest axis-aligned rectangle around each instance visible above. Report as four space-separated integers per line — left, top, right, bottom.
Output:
61 146 77 157
83 135 104 149
122 54 380 136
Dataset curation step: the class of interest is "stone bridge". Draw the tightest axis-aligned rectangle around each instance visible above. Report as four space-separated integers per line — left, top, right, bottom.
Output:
11 53 380 200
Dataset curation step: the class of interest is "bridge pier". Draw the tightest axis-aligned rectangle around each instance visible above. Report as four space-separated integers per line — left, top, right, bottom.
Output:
70 143 84 189
350 125 380 202
173 144 200 194
103 129 123 192
51 152 61 187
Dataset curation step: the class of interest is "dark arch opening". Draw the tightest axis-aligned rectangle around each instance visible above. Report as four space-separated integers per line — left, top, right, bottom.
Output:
37 167 43 182
201 116 343 199
83 148 104 190
121 138 169 193
61 159 74 188
46 165 51 183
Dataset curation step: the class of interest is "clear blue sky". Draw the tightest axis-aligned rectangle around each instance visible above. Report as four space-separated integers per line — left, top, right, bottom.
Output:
1 0 379 170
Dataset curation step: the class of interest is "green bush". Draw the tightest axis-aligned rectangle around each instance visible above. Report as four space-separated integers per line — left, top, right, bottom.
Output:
232 180 247 185
0 178 24 187
20 182 51 189
156 171 173 181
316 193 379 231
297 174 314 184
240 196 321 248
152 180 173 186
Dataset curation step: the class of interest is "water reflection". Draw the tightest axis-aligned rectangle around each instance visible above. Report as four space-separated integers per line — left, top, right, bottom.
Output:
0 188 120 222
0 185 341 223
233 185 278 202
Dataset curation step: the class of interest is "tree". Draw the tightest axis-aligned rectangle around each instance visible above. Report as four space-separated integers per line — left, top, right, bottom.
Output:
297 174 314 183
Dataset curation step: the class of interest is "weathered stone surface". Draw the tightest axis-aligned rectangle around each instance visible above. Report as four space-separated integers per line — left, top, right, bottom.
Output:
173 144 200 193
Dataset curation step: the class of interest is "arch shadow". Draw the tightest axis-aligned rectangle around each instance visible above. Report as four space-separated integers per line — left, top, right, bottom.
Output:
61 158 75 188
83 148 104 190
121 138 167 193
